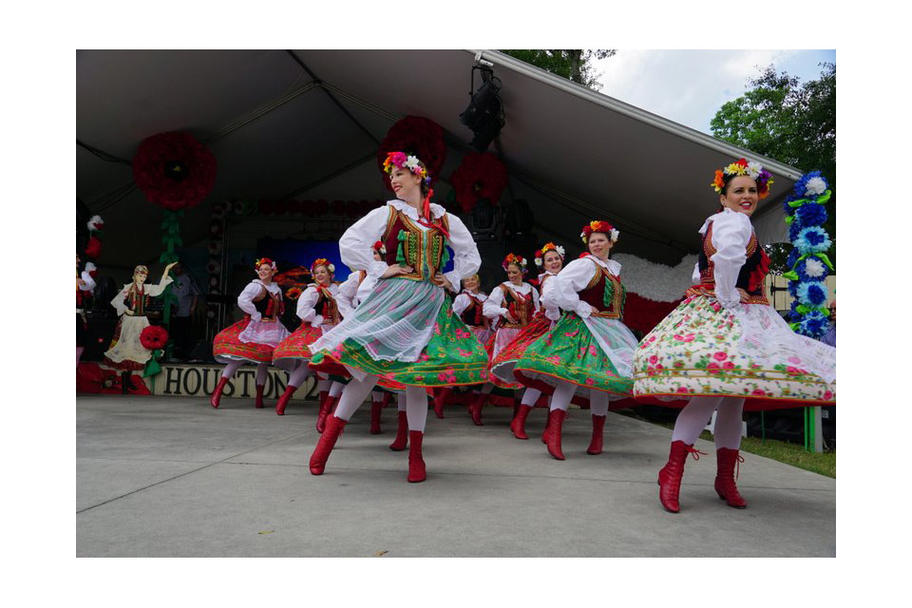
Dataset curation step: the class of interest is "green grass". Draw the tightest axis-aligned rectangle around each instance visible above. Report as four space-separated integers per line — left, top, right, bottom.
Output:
616 411 836 478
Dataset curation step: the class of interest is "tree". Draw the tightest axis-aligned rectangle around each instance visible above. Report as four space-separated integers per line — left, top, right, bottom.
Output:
711 62 836 269
502 50 615 90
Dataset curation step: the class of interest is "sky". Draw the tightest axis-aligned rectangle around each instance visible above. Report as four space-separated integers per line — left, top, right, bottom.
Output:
591 50 836 135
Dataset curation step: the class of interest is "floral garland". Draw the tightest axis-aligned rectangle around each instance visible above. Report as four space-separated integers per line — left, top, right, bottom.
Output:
377 116 446 193
534 242 565 267
382 152 430 184
782 171 833 338
449 152 508 213
502 253 528 273
133 131 217 211
372 240 387 255
255 257 278 272
580 220 619 244
710 157 774 199
310 258 335 276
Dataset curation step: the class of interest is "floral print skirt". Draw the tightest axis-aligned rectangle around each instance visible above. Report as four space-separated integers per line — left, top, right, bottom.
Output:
632 294 836 409
213 317 279 365
512 312 636 398
273 324 323 371
489 312 553 388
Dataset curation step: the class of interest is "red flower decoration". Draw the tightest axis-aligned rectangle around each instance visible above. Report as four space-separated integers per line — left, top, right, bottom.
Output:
747 247 771 293
377 116 446 192
84 235 102 259
449 152 508 213
133 131 217 211
139 325 169 350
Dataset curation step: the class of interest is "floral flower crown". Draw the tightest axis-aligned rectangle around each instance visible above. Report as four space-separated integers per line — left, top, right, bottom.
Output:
534 242 566 267
310 258 335 275
372 240 387 256
580 221 619 244
502 253 528 273
382 151 431 185
711 157 774 199
254 257 277 271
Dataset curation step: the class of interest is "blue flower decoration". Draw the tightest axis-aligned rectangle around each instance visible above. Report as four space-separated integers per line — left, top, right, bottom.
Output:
795 226 832 255
796 256 829 283
795 203 828 228
792 170 826 199
786 247 800 269
798 310 830 338
788 280 799 298
797 281 828 307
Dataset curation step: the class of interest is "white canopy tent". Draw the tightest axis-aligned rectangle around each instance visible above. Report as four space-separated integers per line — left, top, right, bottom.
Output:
77 49 800 274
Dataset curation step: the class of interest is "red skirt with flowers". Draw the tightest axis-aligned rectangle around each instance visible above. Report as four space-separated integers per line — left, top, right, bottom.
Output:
213 317 276 365
484 327 524 390
489 312 553 387
272 323 323 371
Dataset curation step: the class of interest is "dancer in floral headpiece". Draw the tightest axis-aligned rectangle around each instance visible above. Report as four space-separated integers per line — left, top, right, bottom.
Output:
490 242 565 439
431 272 492 419
513 222 638 460
634 159 835 513
306 151 488 483
210 258 290 409
272 259 341 425
461 253 540 426
76 254 97 366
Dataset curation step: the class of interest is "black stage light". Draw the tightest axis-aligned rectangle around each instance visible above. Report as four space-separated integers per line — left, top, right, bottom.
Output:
469 197 498 240
459 65 505 152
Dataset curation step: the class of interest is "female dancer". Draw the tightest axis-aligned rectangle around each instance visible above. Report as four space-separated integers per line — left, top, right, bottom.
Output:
432 273 492 418
513 222 638 460
330 241 397 436
307 151 488 482
272 259 340 425
103 262 177 371
76 254 97 366
467 254 540 426
490 242 565 439
210 258 290 409
633 158 835 512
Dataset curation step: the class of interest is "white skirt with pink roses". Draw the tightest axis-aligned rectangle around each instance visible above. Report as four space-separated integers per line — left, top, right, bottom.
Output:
632 293 835 408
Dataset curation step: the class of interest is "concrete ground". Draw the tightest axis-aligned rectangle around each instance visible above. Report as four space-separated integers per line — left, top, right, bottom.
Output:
76 394 835 557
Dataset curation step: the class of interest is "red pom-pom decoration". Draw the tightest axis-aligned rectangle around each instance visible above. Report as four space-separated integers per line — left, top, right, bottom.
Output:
139 325 169 350
449 152 508 213
133 131 217 211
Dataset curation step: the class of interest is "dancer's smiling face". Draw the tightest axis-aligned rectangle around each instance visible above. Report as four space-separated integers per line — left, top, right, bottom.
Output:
313 265 332 285
543 250 563 273
506 264 524 284
587 232 613 259
720 175 759 216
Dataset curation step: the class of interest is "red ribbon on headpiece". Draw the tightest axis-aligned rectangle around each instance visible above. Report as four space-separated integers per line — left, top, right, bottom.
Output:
416 188 451 239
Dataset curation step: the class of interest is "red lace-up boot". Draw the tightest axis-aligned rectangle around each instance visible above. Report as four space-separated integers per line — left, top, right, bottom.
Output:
275 385 296 416
369 399 383 434
433 388 452 419
510 405 533 440
407 431 426 483
209 376 229 409
714 447 747 508
546 409 567 460
254 384 266 408
658 440 706 513
586 414 606 455
309 415 347 475
389 411 409 451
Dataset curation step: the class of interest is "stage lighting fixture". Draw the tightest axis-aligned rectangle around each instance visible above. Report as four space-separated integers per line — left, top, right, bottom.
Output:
459 65 505 152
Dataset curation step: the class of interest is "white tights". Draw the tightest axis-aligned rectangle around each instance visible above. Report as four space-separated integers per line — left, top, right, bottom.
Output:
333 377 428 431
671 396 745 450
220 361 269 385
548 381 611 417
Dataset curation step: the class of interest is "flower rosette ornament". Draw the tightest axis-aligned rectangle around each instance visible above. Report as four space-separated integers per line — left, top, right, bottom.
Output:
133 131 217 211
140 325 169 378
781 171 834 338
580 220 619 244
285 286 303 301
377 116 446 192
501 253 528 274
449 152 508 213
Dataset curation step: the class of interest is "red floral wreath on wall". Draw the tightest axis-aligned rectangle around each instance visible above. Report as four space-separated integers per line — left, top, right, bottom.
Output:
449 152 508 213
376 116 446 193
133 131 217 211
139 325 169 350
